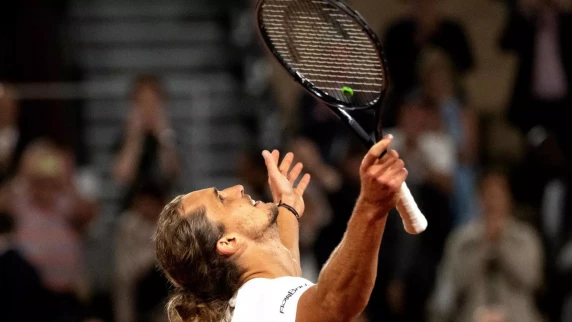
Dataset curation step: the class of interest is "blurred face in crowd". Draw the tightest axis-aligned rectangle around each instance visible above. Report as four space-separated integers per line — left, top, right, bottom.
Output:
20 144 67 209
420 51 456 102
414 0 439 23
397 102 438 140
480 173 512 240
0 84 18 128
180 185 279 252
133 84 164 122
399 104 426 136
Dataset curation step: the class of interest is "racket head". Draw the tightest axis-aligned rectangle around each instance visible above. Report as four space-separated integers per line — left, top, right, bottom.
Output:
256 0 389 112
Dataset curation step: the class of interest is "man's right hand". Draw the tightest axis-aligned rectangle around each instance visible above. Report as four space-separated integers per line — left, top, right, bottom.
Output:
359 135 408 216
296 135 406 322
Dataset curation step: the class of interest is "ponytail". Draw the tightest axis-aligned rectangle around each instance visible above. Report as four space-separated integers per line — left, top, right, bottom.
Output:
167 290 233 322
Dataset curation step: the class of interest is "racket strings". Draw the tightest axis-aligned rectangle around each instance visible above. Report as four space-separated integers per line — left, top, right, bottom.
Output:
260 0 384 106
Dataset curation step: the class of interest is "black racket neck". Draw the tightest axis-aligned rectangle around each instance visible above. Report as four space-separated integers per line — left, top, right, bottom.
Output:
332 107 382 148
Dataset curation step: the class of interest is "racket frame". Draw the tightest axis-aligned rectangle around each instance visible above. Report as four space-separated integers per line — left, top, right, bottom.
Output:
256 0 390 148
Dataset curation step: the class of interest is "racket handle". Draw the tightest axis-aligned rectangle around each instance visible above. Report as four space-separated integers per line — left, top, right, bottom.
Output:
396 182 428 234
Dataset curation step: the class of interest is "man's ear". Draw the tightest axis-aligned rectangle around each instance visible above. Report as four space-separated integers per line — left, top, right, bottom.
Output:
216 234 242 256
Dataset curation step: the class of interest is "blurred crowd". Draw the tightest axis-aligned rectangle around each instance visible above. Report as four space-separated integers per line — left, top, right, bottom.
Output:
1 0 572 322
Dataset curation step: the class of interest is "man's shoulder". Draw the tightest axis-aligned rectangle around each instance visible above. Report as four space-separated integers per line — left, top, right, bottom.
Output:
231 276 314 322
507 218 542 245
236 276 314 302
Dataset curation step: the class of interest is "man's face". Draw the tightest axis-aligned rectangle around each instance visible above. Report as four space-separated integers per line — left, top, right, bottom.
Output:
480 175 511 218
134 86 163 120
181 185 279 241
480 174 511 240
22 151 66 209
399 104 429 138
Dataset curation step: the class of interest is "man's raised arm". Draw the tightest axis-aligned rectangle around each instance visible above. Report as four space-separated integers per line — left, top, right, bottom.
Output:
262 150 311 272
297 135 407 322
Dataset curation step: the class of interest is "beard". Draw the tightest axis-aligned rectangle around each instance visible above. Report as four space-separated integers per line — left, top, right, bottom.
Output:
268 204 279 226
251 204 280 242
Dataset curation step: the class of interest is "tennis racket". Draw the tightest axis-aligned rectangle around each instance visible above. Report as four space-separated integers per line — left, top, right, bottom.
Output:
256 0 427 234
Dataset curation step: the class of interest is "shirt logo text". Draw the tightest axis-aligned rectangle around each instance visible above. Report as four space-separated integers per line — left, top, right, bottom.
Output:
280 284 308 314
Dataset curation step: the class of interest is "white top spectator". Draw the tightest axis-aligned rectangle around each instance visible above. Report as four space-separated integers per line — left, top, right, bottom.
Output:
387 128 456 185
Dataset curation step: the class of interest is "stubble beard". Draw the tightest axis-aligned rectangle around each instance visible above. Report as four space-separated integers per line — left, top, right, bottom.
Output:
268 204 279 226
252 205 280 242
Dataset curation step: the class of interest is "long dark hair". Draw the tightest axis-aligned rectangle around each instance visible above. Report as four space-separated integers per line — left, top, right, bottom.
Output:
155 196 244 322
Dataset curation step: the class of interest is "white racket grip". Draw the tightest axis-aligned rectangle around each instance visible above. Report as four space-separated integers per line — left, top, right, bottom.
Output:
396 182 428 234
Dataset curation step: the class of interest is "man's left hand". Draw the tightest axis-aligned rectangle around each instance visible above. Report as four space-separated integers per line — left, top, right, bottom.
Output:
262 150 311 217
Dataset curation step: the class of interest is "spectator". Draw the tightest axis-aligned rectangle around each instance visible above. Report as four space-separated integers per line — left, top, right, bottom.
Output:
416 47 479 226
0 83 20 184
0 210 48 322
500 0 572 157
112 75 180 212
500 0 572 249
385 98 455 322
294 92 350 164
429 170 544 322
1 139 94 321
499 3 572 318
229 0 285 150
388 97 455 204
382 0 475 128
556 235 572 322
113 181 170 322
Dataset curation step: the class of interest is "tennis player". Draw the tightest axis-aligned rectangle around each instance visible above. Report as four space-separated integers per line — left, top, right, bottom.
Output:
155 135 407 322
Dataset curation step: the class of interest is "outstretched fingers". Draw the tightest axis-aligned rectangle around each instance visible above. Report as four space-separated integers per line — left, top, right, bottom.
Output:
262 150 281 176
272 150 280 166
295 173 311 195
279 152 295 176
263 149 311 194
288 162 304 184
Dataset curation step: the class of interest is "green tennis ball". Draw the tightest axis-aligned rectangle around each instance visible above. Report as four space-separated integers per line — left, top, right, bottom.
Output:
341 86 354 97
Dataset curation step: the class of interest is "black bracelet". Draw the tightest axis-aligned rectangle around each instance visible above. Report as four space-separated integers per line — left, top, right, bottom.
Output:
277 200 300 222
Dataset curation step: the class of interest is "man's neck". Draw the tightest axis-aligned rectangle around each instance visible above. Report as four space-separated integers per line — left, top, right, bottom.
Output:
238 237 298 286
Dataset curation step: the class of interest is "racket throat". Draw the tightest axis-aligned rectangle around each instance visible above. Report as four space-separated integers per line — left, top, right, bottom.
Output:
334 108 381 148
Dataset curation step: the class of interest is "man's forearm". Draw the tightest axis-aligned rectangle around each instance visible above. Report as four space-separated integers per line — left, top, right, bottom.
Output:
113 138 143 184
158 145 180 179
277 207 301 274
314 197 388 317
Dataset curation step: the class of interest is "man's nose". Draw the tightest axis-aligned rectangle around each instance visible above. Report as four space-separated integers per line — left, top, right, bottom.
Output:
223 185 244 199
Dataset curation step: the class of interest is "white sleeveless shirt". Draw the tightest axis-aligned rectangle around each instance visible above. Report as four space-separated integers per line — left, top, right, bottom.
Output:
230 276 314 322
